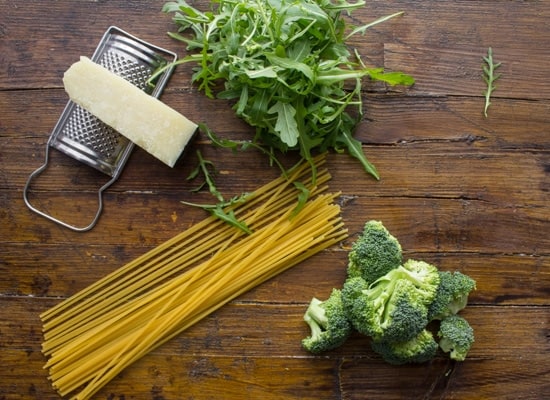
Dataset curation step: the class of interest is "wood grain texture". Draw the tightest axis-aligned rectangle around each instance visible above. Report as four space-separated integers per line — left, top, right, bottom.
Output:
1 0 549 399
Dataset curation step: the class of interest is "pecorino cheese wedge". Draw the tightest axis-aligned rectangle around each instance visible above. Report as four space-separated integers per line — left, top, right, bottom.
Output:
63 56 197 167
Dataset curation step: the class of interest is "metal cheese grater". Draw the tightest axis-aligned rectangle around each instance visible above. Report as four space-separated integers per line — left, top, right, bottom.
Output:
24 26 178 232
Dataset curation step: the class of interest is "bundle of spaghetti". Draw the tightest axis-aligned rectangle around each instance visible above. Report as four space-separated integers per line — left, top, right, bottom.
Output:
40 155 348 400
41 156 329 347
42 156 326 341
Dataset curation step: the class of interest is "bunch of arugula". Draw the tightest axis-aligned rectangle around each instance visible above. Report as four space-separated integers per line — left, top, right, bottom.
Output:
160 0 414 180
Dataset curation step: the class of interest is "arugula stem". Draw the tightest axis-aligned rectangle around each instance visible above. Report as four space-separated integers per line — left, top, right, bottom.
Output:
482 47 501 118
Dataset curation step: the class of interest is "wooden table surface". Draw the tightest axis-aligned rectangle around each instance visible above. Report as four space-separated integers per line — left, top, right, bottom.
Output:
1 1 549 399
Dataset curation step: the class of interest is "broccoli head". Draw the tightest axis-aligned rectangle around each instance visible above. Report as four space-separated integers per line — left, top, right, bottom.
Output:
341 260 439 342
428 271 477 321
302 289 352 354
347 220 402 285
371 329 439 365
438 314 475 361
301 219 478 365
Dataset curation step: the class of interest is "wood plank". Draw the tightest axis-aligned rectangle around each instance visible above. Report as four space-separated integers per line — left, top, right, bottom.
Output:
4 129 549 206
3 246 548 306
3 347 547 400
2 294 548 359
2 347 343 400
3 185 548 252
361 95 550 148
3 87 550 152
2 1 549 94
0 1 183 90
340 355 550 400
383 43 550 100
1 298 548 399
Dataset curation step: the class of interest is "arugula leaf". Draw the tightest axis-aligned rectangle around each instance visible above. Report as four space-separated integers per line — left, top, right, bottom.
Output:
163 0 414 179
182 196 253 234
290 181 311 218
338 125 379 180
482 47 501 117
268 101 300 147
211 205 252 235
187 150 224 201
366 68 416 86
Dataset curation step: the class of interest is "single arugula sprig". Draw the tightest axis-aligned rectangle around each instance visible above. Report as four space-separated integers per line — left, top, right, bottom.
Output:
182 150 252 234
482 47 501 117
161 0 414 180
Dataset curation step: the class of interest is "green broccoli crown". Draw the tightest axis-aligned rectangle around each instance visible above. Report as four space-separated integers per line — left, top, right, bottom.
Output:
368 279 430 342
398 259 441 303
366 259 440 306
341 276 380 337
371 329 439 365
347 220 402 285
302 289 352 354
302 219 477 364
438 314 475 361
342 268 435 342
428 271 477 321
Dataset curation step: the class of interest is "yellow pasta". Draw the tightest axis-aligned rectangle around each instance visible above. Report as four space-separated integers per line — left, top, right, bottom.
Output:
40 155 347 399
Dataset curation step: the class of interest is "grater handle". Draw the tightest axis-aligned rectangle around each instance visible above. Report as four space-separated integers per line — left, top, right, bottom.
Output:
23 145 116 232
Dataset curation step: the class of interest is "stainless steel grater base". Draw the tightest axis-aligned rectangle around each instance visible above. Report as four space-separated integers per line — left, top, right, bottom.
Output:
24 26 178 232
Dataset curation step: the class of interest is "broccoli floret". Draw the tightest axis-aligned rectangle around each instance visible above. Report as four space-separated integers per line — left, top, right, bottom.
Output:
398 259 441 301
377 280 431 341
342 260 440 342
428 271 477 320
302 289 352 354
342 276 423 340
371 329 439 365
438 314 475 361
347 220 402 285
341 276 370 323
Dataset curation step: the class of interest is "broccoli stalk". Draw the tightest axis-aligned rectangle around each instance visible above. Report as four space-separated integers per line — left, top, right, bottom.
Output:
302 289 352 354
438 314 475 361
347 220 402 285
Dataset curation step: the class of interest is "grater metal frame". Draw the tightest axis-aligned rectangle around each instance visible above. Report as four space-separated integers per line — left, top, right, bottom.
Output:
23 26 178 232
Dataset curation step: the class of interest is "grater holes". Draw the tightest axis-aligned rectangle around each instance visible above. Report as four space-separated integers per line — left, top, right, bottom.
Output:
61 106 122 158
100 51 152 90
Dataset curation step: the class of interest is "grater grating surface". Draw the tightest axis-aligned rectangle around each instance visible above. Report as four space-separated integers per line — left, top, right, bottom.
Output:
24 26 178 231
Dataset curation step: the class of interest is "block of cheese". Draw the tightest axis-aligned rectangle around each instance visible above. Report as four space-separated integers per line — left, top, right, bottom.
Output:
63 56 197 167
